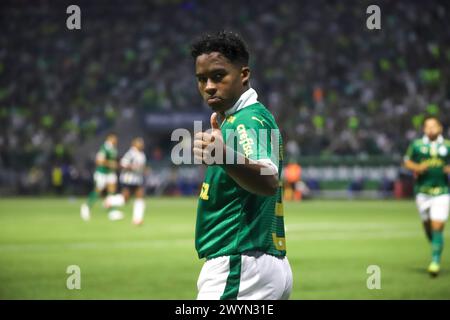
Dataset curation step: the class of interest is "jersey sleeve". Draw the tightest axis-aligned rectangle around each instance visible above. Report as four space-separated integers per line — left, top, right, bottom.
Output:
403 141 417 162
142 154 147 167
120 150 132 167
96 148 106 162
224 112 280 172
445 141 450 164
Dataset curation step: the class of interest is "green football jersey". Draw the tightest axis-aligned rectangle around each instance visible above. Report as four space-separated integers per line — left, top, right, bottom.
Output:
95 142 118 174
404 136 450 195
195 102 286 259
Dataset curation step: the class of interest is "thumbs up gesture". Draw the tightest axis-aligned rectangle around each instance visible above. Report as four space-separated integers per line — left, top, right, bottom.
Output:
193 112 225 165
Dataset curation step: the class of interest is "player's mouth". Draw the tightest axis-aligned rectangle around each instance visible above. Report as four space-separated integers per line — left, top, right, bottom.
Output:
207 96 222 105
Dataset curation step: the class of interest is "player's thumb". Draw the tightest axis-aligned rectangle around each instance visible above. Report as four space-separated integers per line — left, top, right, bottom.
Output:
210 112 220 130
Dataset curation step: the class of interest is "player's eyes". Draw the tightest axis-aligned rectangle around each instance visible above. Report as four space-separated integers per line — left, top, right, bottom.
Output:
197 73 225 84
212 73 225 82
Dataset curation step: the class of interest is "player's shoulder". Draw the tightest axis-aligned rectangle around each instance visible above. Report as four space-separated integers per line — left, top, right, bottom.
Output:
128 147 146 159
444 139 450 147
122 148 132 156
98 144 107 153
230 102 277 129
410 138 424 147
103 143 116 152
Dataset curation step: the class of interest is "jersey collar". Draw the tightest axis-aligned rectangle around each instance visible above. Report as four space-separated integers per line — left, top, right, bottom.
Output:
422 135 444 144
224 88 258 117
105 141 114 149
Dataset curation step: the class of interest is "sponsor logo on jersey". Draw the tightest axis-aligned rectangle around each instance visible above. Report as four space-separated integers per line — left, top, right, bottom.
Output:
236 124 254 157
421 158 444 167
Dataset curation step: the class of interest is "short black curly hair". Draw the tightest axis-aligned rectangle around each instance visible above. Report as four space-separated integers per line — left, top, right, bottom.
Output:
190 31 249 66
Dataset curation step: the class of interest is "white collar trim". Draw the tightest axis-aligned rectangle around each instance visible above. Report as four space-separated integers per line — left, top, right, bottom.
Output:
225 88 258 116
422 135 444 144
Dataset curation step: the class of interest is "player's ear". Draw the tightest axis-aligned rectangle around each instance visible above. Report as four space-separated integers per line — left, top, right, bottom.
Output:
241 66 250 87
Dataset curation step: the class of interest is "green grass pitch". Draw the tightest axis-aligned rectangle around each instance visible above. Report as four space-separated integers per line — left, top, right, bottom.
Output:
0 197 449 299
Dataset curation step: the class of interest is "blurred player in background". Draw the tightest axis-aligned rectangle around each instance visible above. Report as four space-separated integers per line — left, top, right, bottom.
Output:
104 137 148 225
403 116 450 276
119 137 147 225
80 133 123 221
191 31 292 299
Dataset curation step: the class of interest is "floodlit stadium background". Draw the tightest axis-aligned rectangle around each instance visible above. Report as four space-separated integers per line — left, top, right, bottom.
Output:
1 0 450 299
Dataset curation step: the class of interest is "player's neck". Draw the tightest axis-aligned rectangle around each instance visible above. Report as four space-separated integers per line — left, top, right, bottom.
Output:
428 135 439 141
218 111 226 120
223 86 255 118
425 134 443 143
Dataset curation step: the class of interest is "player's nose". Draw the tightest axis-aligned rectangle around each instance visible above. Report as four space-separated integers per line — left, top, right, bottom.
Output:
204 79 217 95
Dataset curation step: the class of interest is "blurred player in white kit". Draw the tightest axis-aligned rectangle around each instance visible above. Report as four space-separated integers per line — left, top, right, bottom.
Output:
105 137 148 225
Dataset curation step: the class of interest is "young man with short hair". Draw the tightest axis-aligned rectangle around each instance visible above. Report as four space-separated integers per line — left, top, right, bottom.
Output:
191 31 293 299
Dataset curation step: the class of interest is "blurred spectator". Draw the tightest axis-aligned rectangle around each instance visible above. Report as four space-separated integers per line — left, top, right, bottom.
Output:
284 161 302 201
348 177 365 198
51 165 64 195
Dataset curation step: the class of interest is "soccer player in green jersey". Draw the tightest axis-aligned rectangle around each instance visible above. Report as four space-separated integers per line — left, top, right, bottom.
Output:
404 116 450 276
191 31 292 299
81 133 123 221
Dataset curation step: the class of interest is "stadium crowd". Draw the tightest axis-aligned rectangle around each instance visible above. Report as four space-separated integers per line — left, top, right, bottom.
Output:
1 0 449 193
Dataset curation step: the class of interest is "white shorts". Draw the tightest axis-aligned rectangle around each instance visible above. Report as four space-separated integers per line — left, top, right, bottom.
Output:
197 252 293 300
120 172 144 186
94 172 117 191
416 193 450 222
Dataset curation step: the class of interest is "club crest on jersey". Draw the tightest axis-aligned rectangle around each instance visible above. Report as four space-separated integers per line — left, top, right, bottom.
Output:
226 115 236 124
439 145 448 157
420 146 428 154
